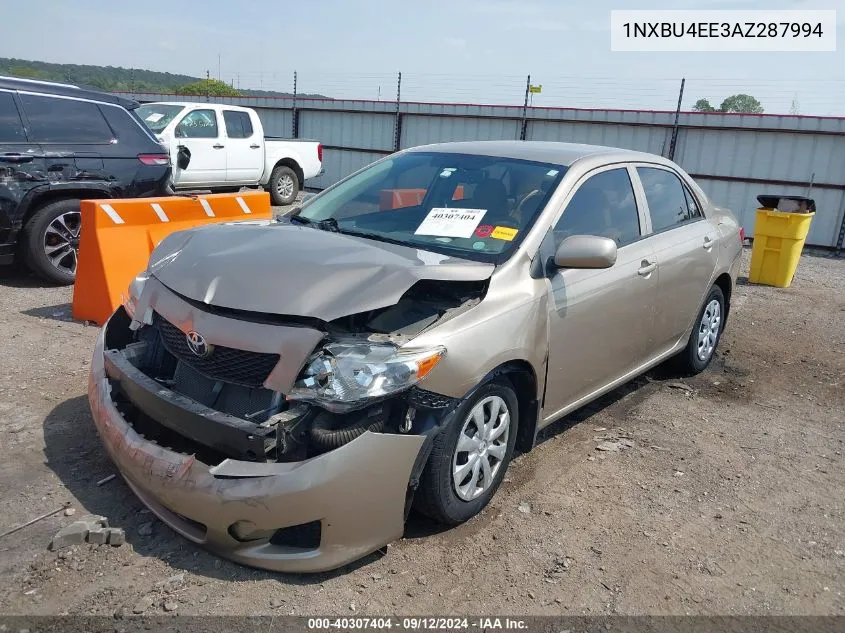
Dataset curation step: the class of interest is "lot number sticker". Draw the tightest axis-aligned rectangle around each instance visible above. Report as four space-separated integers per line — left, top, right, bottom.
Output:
415 208 487 238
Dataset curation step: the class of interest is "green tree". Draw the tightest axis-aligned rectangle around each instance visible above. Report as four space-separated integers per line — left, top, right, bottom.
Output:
692 94 764 114
692 98 717 112
176 78 240 97
718 93 764 114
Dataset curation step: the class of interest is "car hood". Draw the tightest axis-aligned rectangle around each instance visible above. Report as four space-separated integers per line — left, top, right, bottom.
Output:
149 220 495 322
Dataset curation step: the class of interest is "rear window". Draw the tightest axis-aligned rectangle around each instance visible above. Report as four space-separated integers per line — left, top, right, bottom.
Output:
223 110 254 138
19 93 113 143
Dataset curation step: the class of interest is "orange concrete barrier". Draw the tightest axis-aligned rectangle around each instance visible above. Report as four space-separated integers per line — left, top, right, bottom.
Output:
72 191 272 325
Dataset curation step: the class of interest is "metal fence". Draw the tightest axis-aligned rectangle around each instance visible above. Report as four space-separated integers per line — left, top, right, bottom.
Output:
130 92 845 249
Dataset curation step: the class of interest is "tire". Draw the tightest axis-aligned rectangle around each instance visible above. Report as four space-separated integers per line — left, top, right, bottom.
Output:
267 165 299 206
21 198 82 285
674 285 725 375
415 380 519 525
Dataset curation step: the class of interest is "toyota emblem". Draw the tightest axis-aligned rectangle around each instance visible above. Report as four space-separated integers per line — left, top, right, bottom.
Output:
185 330 212 358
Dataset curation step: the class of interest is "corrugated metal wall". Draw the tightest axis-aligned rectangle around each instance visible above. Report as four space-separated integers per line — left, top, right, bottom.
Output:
132 93 845 248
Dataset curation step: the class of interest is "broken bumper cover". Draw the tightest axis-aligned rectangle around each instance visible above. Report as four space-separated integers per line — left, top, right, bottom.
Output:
87 321 426 573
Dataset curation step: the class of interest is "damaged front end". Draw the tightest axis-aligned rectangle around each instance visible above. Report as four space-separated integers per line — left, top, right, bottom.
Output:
90 272 486 572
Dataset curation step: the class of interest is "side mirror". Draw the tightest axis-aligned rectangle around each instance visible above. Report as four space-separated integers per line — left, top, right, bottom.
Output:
552 235 618 269
176 145 191 170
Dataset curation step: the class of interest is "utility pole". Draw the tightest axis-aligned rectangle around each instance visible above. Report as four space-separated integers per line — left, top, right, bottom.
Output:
520 75 530 141
292 71 298 138
217 54 221 81
206 70 210 102
393 72 402 152
668 77 685 160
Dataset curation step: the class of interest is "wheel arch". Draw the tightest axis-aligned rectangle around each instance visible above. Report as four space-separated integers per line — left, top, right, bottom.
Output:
20 186 113 230
463 359 541 454
713 272 733 326
272 158 304 190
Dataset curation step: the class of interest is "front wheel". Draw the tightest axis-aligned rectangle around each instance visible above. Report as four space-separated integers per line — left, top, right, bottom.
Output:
415 381 518 525
267 165 299 206
674 285 725 375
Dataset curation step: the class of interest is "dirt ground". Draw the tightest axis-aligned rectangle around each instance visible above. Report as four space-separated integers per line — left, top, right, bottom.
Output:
0 247 842 617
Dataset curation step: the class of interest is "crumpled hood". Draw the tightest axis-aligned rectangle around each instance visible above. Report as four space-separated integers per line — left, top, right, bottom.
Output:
149 220 495 322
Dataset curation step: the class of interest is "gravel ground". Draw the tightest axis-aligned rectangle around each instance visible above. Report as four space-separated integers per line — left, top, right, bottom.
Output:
0 247 842 617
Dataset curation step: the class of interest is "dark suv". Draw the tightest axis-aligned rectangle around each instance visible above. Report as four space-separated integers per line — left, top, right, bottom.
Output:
0 76 172 284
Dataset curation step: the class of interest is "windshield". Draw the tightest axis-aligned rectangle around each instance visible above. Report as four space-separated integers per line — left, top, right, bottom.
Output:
296 151 566 263
136 104 186 133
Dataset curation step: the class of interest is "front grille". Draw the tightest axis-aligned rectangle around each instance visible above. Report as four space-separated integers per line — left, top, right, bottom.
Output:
154 313 280 388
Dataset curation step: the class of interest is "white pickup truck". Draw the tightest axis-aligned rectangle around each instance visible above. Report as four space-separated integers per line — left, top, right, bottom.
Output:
137 102 323 205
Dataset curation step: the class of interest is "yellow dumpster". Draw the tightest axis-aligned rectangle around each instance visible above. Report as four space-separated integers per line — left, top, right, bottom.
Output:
748 195 815 288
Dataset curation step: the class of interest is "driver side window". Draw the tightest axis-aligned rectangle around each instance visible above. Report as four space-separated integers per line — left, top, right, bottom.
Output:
175 109 219 138
552 167 641 248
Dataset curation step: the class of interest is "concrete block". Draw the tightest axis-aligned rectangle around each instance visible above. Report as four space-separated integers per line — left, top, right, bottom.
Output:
107 527 126 547
49 522 90 551
87 527 109 545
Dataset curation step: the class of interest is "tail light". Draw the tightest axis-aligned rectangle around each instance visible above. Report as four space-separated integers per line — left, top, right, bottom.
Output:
739 227 746 243
137 153 170 166
317 144 323 163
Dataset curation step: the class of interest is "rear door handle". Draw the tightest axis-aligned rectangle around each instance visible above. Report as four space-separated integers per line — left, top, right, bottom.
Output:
250 144 261 149
638 261 657 277
703 236 714 249
213 144 225 149
0 153 35 164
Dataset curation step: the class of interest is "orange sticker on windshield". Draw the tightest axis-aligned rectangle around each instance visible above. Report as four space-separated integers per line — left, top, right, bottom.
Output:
491 226 518 241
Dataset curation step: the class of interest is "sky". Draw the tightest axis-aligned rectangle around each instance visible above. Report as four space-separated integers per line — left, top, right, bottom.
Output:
0 0 843 115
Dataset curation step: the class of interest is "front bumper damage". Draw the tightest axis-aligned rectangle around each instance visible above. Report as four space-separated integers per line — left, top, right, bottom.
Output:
88 314 440 573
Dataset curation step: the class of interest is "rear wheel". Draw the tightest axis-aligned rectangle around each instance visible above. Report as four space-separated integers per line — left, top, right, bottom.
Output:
21 198 82 285
674 285 725 375
267 165 299 206
415 381 518 525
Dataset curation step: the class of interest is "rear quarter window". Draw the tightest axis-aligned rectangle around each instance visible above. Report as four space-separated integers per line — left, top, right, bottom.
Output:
101 105 161 149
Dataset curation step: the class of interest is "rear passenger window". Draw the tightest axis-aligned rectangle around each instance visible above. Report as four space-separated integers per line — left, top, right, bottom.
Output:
0 92 26 142
175 110 219 138
552 168 641 247
638 167 701 232
223 111 253 138
19 93 113 143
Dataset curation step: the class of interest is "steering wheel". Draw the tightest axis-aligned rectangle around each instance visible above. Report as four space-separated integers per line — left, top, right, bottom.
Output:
514 189 544 221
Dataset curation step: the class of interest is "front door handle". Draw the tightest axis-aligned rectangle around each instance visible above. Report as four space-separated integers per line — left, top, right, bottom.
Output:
638 260 657 277
250 144 261 149
703 236 714 249
212 143 225 149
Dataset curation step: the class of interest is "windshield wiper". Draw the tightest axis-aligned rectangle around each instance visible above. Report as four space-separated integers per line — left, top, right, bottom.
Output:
289 215 339 232
335 228 409 248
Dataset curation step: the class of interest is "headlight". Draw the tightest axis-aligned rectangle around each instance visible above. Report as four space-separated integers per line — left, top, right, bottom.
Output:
289 341 446 412
123 271 151 319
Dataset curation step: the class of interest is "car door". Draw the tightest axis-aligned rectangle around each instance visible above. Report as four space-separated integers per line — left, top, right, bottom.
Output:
542 165 658 420
0 90 42 247
172 107 226 186
633 165 719 355
16 91 111 181
223 110 263 183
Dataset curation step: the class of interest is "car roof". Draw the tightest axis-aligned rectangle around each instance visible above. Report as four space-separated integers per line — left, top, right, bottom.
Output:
142 102 251 111
0 75 139 109
404 140 670 168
